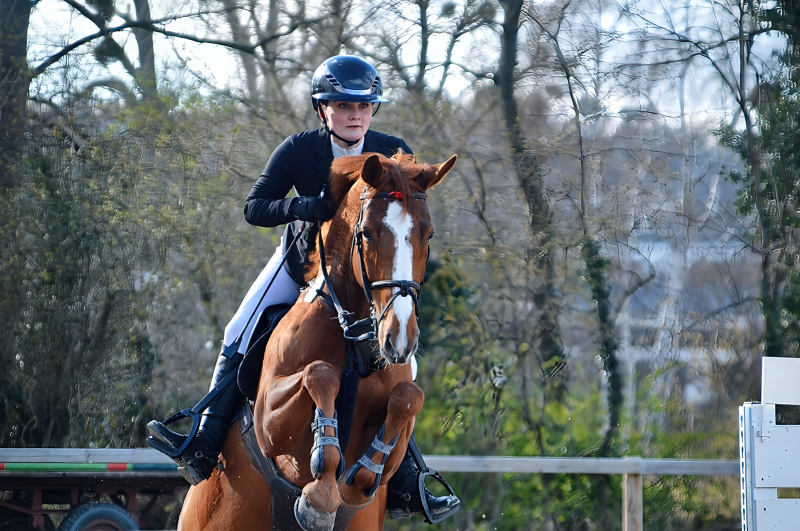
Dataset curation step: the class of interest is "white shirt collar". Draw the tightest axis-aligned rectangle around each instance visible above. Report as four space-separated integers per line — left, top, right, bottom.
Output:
330 137 365 159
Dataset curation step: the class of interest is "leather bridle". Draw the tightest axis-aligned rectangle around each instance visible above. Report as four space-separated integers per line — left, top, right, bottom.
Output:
317 189 428 348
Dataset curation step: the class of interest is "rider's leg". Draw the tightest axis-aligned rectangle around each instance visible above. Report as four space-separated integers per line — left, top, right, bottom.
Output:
385 358 461 523
223 244 303 355
386 433 461 523
148 349 245 484
147 244 301 484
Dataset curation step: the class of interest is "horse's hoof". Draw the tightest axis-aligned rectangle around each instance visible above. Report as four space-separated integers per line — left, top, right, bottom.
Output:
294 492 336 531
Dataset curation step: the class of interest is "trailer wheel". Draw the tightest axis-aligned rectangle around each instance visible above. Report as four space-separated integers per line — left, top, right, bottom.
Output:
57 502 139 531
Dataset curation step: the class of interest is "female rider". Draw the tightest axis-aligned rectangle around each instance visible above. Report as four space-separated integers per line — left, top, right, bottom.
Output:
147 55 460 524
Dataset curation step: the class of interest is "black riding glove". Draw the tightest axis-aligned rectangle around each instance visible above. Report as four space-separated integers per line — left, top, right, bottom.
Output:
289 197 334 222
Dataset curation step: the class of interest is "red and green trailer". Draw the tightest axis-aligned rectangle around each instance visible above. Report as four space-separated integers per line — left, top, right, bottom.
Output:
0 449 186 530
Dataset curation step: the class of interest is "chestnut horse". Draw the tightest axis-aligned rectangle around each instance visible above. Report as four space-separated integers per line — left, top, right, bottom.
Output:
178 151 457 531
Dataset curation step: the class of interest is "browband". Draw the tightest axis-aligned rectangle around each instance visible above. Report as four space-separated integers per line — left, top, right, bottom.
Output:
360 191 427 201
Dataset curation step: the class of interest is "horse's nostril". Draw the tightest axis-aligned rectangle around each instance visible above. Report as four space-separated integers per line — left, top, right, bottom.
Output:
383 333 394 355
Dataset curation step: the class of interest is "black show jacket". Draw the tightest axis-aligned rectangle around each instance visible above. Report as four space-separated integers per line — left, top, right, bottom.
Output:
244 127 413 285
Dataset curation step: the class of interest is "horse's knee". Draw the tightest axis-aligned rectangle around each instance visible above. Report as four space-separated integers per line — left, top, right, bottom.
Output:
388 381 424 419
303 360 341 406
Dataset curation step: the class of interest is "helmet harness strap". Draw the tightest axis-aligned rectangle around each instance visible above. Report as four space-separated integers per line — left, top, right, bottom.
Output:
326 122 362 147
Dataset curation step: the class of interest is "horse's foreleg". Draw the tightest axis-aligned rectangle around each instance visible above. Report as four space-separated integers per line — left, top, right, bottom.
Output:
259 361 343 531
338 381 424 509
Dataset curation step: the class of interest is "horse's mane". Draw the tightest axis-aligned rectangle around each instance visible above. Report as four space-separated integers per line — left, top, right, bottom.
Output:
329 151 427 214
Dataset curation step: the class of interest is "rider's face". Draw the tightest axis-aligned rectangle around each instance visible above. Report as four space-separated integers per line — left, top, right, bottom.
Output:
320 101 372 147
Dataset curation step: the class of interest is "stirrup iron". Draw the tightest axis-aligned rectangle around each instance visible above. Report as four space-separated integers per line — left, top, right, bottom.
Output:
408 436 459 524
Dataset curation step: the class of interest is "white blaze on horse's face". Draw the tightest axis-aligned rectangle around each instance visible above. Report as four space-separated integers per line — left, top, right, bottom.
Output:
380 201 417 363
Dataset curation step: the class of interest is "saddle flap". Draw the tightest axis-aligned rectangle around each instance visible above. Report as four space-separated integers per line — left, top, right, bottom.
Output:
238 304 292 400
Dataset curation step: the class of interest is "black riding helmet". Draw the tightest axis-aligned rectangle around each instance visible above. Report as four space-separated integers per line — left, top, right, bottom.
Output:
311 55 390 146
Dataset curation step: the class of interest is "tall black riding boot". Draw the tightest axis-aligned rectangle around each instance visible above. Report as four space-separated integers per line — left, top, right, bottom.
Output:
386 434 461 524
147 347 245 485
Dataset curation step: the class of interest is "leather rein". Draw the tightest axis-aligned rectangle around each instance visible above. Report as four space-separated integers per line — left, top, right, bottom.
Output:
316 189 428 348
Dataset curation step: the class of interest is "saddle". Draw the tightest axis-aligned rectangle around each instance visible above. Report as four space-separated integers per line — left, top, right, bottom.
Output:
238 303 293 400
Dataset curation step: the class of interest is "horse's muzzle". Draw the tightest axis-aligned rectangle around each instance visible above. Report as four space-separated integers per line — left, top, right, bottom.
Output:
381 333 419 365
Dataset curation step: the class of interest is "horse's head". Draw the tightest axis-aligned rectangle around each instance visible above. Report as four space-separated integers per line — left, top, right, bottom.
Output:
330 152 456 365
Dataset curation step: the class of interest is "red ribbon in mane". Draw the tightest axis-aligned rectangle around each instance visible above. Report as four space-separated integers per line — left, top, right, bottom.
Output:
388 191 404 200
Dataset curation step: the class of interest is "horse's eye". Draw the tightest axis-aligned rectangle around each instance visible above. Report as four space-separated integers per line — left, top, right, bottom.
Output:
425 231 435 244
362 228 373 242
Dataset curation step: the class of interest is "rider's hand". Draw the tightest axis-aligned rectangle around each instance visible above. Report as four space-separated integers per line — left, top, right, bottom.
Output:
289 196 334 222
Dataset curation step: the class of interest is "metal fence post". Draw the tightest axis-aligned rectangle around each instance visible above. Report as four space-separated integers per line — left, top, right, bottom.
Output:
623 470 643 531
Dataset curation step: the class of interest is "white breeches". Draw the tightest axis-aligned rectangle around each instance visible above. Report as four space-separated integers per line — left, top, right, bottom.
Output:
223 244 418 380
224 245 301 353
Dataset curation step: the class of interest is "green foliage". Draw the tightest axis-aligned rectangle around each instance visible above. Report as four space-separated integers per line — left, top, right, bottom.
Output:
0 125 166 447
388 254 742 530
628 366 741 529
0 83 280 448
716 46 800 359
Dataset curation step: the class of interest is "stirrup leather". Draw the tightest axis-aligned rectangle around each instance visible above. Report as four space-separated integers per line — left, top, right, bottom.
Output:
146 368 237 457
146 342 241 485
344 424 400 498
310 408 345 480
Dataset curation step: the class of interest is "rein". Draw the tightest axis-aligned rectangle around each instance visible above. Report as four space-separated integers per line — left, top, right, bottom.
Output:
317 189 428 348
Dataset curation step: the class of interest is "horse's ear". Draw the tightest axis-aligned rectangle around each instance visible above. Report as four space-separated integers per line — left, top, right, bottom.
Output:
361 154 383 187
419 154 457 190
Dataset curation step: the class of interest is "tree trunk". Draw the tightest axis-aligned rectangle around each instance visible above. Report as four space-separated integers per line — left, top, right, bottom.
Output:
221 0 260 103
497 0 567 392
412 0 430 94
316 0 345 59
0 0 33 185
257 0 303 131
132 0 158 102
497 0 524 153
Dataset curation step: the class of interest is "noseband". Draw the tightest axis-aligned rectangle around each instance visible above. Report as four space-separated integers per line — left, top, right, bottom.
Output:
317 189 428 344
